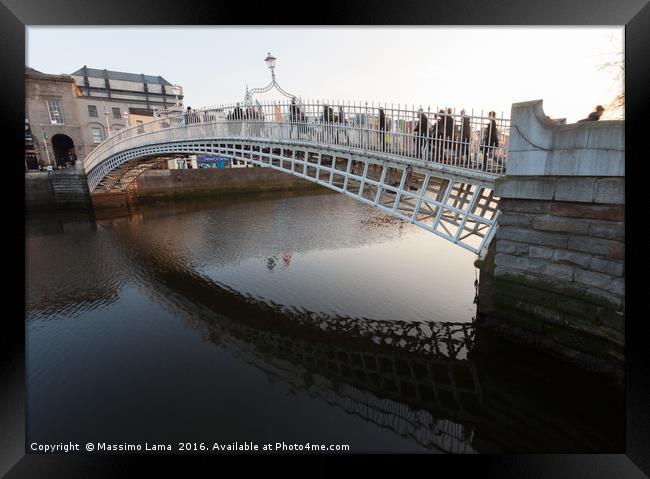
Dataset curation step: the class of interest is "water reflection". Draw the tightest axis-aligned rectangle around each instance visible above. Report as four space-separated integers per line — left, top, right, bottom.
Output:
25 192 623 453
114 232 623 452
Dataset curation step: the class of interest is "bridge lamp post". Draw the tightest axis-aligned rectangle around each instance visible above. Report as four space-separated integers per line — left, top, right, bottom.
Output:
103 103 111 138
172 85 182 106
265 53 277 80
244 52 297 106
124 110 130 128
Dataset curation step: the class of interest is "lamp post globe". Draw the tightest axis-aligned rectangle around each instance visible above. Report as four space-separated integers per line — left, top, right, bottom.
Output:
264 52 276 70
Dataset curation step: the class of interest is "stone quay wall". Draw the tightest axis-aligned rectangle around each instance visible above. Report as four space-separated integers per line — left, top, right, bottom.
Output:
90 166 323 208
26 170 93 211
480 100 624 379
131 167 320 201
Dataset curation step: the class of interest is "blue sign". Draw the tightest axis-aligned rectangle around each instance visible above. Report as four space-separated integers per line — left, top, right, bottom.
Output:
197 155 230 168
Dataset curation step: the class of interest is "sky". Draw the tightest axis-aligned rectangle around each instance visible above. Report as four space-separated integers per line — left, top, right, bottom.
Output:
26 27 623 123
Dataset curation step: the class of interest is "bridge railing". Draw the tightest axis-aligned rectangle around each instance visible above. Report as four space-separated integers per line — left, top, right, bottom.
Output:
86 99 510 175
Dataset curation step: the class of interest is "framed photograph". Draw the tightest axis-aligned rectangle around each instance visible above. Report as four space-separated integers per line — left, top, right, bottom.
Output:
2 0 646 475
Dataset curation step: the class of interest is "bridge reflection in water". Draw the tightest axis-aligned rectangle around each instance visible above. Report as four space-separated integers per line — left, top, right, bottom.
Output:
26 204 623 453
107 206 620 453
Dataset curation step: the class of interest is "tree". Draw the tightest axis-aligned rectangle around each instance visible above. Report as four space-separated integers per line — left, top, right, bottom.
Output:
597 36 624 119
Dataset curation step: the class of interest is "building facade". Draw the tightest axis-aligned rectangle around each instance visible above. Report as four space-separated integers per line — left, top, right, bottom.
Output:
25 66 184 170
70 66 183 159
25 67 85 169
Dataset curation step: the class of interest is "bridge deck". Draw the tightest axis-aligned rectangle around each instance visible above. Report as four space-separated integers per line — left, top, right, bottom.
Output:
83 101 509 255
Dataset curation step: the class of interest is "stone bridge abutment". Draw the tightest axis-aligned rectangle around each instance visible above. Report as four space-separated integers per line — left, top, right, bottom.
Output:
477 100 624 379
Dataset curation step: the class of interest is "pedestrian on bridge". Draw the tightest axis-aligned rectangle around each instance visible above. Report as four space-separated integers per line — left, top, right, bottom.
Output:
289 97 305 139
379 108 387 152
337 106 348 145
431 110 447 162
414 108 429 160
578 105 605 122
481 111 499 171
323 104 335 143
232 104 244 121
459 110 471 164
274 103 283 122
444 107 456 163
229 103 245 137
247 105 263 137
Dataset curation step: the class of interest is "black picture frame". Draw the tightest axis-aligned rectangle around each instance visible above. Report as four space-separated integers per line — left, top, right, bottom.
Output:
2 0 647 476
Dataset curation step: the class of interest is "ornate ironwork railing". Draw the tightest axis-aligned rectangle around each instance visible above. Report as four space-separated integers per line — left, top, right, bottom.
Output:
85 99 510 176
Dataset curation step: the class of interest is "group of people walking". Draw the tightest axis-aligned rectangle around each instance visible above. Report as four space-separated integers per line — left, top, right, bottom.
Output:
290 99 501 170
409 107 501 170
181 98 503 171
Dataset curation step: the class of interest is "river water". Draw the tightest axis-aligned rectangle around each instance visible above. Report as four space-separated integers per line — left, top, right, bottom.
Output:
26 190 623 453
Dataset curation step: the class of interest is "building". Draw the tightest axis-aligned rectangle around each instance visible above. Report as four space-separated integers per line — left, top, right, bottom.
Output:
25 66 184 170
25 67 85 169
25 117 38 170
69 66 184 158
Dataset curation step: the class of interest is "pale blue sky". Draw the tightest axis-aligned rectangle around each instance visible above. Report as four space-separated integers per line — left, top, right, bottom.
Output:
27 26 623 122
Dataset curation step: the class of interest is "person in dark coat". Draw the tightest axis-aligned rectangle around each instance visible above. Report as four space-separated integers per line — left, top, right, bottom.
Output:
322 105 334 123
226 103 244 136
378 108 387 152
289 97 305 138
231 104 244 121
435 110 446 139
337 106 347 145
443 107 456 163
413 109 429 159
481 111 499 171
321 105 334 142
247 107 263 136
444 108 455 140
289 97 300 122
578 105 605 122
429 110 447 162
460 110 471 163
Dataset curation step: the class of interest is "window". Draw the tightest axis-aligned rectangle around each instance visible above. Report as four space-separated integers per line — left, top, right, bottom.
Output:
136 120 144 134
47 99 64 124
112 107 122 119
91 127 103 144
88 105 98 117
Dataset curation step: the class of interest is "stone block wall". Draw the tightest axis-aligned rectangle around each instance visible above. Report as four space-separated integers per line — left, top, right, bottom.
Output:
129 167 321 202
89 167 325 209
26 171 93 211
479 100 625 379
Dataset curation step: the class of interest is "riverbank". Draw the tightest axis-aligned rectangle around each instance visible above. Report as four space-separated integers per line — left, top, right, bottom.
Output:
25 167 325 211
92 167 324 209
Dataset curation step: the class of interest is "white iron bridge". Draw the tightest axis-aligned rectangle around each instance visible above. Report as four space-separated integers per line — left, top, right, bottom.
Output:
84 100 510 255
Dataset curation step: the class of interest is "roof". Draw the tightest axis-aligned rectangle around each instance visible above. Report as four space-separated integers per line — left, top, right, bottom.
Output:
25 67 75 82
71 66 175 86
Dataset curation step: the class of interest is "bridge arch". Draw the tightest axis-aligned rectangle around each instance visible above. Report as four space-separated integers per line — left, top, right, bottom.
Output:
84 101 509 255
